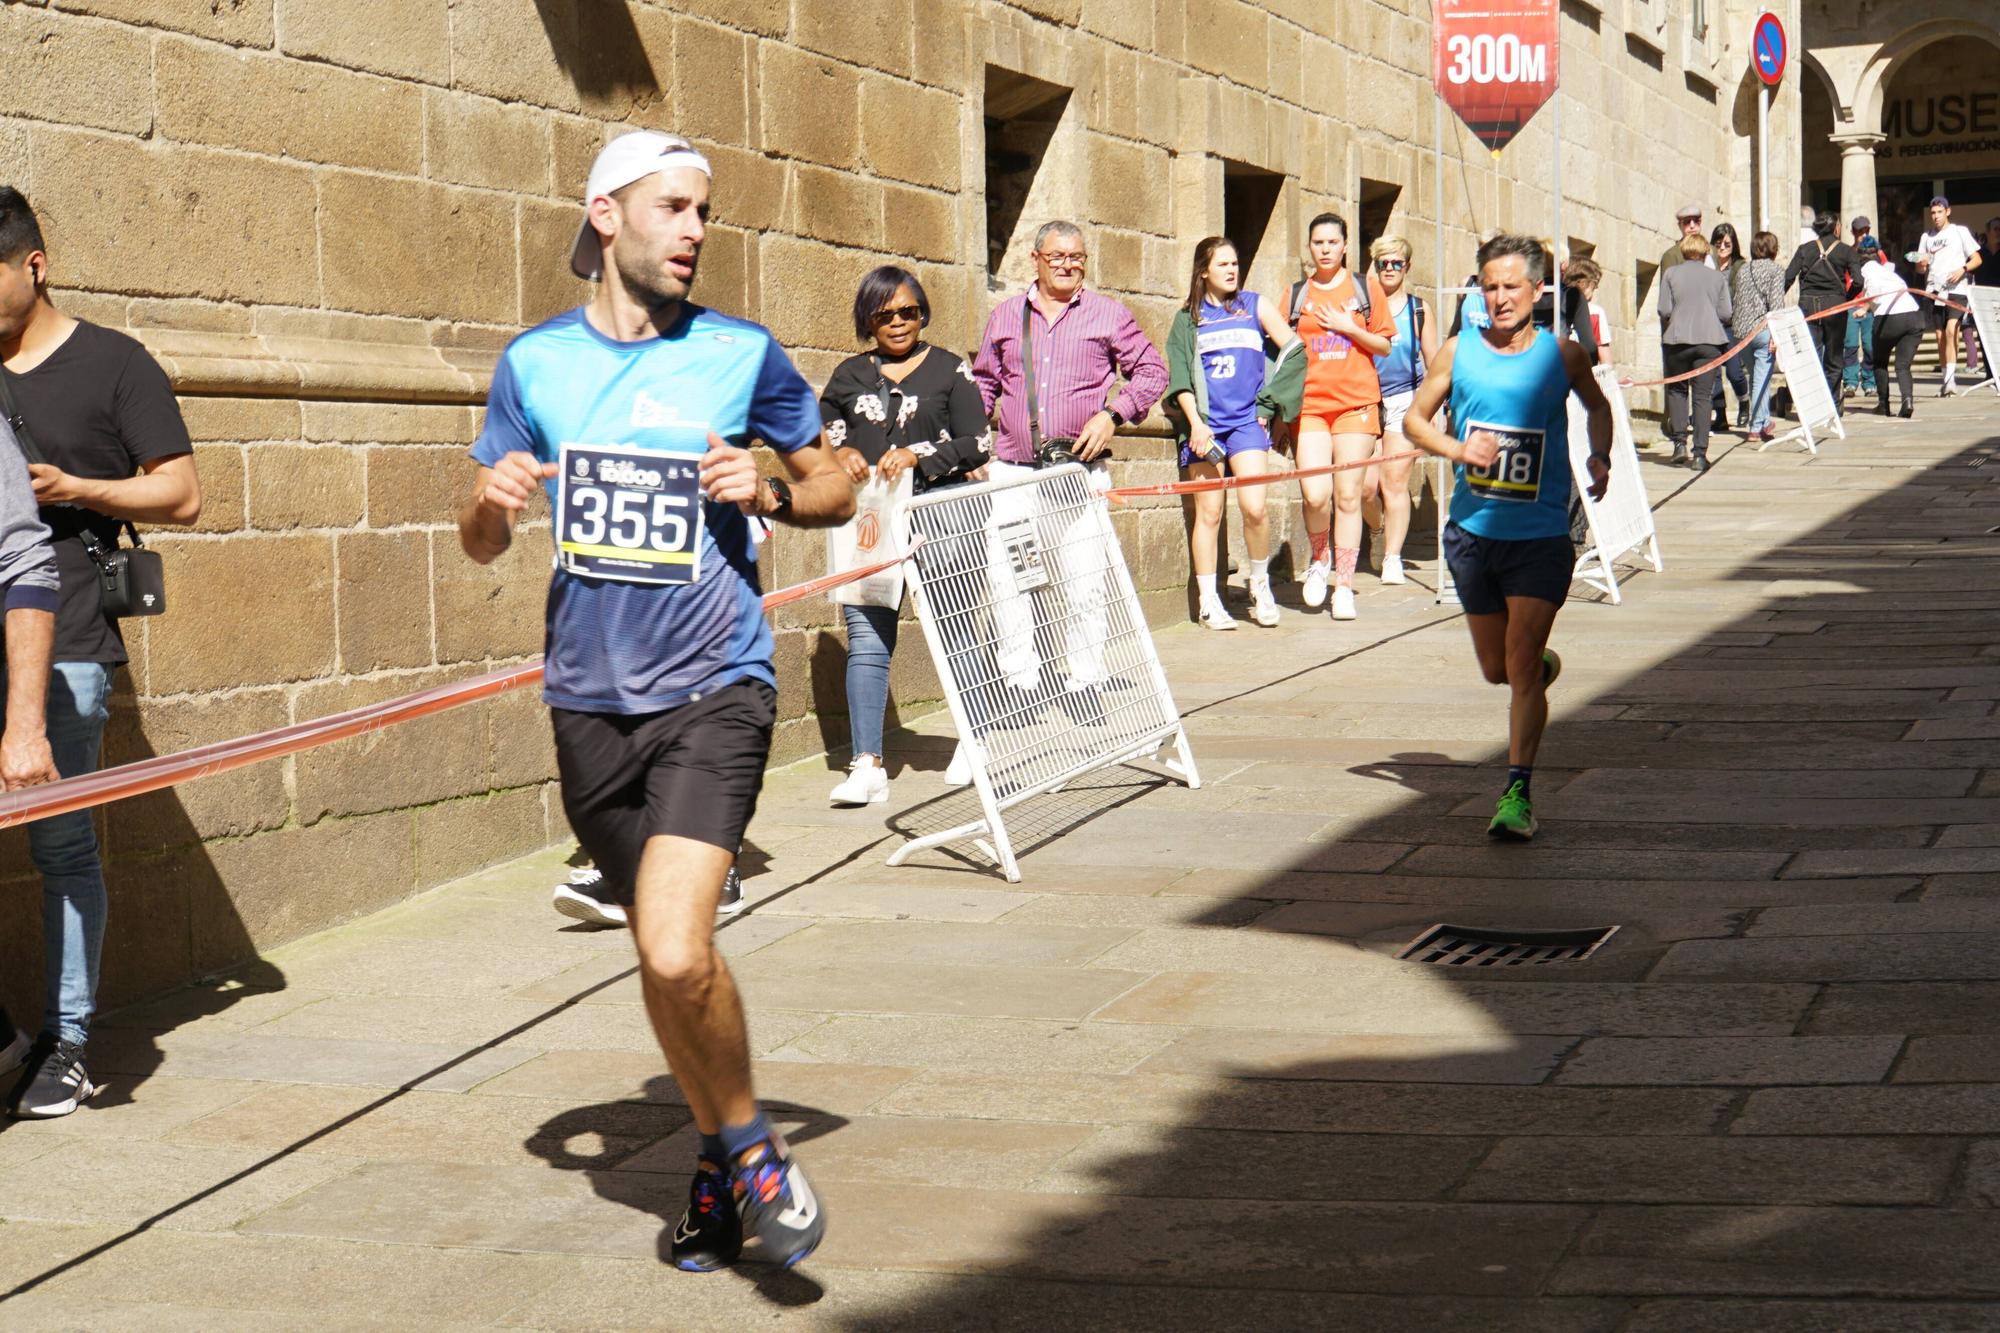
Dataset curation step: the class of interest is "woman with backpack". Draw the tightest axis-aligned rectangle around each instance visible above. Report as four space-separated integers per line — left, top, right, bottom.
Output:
1164 236 1300 630
1781 211 1861 415
1363 235 1438 586
1283 213 1394 622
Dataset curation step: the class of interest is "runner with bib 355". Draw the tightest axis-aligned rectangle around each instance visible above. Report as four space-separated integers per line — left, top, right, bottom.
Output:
1401 234 1614 841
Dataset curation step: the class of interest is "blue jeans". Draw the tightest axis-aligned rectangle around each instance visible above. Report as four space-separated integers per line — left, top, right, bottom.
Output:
32 662 113 1046
1745 328 1775 433
842 604 898 759
1844 309 1876 392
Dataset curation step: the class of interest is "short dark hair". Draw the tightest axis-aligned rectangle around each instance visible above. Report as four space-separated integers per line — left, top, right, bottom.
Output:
1751 230 1780 260
1307 212 1348 241
0 187 45 267
1475 232 1546 286
851 264 928 343
1812 211 1837 239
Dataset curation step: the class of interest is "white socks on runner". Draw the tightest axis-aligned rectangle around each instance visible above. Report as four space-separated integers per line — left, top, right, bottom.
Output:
1196 573 1219 607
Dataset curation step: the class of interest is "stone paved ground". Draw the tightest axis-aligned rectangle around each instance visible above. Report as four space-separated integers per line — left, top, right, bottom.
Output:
5 389 2000 1329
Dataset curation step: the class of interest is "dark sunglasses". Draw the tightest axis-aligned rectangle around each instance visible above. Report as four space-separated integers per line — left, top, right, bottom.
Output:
1376 259 1408 271
869 304 923 327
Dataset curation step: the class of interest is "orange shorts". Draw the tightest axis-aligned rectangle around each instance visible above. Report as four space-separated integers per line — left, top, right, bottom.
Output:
1298 405 1382 438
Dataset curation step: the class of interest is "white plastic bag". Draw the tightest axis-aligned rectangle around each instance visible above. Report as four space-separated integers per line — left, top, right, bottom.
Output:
827 470 912 607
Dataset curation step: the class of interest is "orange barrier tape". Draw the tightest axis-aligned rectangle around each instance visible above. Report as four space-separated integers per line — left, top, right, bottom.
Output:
0 542 921 830
1621 287 1973 389
1107 450 1426 503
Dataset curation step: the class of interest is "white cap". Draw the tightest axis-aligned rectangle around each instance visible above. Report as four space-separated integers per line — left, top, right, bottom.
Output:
568 131 713 280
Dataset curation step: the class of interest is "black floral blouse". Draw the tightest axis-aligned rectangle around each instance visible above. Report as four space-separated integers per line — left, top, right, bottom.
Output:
818 346 992 491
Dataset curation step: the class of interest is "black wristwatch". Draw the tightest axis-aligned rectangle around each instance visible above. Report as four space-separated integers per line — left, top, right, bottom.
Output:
1107 409 1126 428
763 475 793 517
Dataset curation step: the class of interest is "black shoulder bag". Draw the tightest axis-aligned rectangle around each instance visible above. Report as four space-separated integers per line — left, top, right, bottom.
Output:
0 367 167 619
1021 299 1081 468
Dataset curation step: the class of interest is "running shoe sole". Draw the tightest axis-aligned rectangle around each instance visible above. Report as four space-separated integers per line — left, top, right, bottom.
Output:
1487 812 1538 841
552 884 627 928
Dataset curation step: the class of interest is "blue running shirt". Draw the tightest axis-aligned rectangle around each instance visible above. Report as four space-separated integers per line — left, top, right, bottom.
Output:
1196 294 1265 429
1446 328 1574 541
471 306 821 714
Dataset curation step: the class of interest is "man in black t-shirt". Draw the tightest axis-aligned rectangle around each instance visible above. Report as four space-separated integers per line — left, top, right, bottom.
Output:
0 187 202 1119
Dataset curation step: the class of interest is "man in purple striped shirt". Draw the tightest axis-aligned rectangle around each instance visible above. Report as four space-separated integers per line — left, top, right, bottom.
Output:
969 222 1167 716
972 221 1169 463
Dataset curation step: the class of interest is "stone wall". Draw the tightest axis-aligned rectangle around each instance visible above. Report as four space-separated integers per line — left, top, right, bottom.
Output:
0 0 1779 1018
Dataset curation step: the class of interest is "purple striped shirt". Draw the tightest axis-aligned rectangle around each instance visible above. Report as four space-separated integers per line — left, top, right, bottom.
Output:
971 287 1169 463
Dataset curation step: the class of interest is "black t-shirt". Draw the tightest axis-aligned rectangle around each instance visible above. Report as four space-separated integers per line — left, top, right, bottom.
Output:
818 346 992 489
5 321 192 664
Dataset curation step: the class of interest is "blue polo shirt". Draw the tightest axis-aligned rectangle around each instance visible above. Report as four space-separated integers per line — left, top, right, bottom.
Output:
471 305 821 714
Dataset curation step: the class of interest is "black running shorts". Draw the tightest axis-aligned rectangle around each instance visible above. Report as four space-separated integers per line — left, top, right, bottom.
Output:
1442 522 1576 615
551 679 776 905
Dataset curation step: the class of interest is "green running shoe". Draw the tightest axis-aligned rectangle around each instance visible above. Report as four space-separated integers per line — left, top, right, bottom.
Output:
1542 648 1562 688
1488 780 1537 841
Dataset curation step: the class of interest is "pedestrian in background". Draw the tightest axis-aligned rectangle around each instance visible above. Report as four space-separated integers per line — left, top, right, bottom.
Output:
1916 197 1982 395
0 187 203 1120
1710 223 1750 430
1859 236 1923 420
1842 216 1878 404
1364 234 1438 587
1564 258 1611 366
1165 236 1295 631
1736 232 1786 442
819 266 991 807
1781 212 1859 414
1659 232 1732 473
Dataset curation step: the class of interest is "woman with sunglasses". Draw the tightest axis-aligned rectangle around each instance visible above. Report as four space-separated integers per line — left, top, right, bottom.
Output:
1164 235 1299 630
1363 235 1438 587
1284 213 1394 622
1709 223 1751 431
818 266 991 806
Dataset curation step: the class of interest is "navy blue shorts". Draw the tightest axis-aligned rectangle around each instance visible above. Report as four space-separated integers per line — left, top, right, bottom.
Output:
1178 420 1271 470
1442 522 1576 615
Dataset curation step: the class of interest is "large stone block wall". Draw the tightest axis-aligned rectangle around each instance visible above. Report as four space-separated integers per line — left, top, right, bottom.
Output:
0 0 1781 1018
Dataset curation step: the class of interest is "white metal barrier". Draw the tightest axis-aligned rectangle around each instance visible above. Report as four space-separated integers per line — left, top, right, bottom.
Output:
1962 287 2000 398
1568 366 1663 603
891 461 1199 882
1761 306 1843 455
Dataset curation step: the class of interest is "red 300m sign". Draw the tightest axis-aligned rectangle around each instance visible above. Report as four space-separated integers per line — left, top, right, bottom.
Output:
1434 0 1561 152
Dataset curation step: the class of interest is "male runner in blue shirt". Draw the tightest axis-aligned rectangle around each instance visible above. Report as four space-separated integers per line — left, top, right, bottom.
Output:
459 131 852 1271
1402 234 1614 840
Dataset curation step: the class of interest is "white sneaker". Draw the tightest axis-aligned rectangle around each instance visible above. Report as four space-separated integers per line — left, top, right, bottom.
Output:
552 868 627 928
1249 581 1280 627
1301 558 1331 608
1381 555 1406 585
1330 585 1358 620
1199 600 1238 631
829 755 890 806
945 742 973 787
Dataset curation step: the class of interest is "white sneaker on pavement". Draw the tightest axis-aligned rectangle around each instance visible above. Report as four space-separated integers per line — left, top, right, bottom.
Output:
1249 580 1280 627
1301 558 1331 608
829 755 890 806
1330 585 1358 621
1199 600 1238 631
1381 554 1406 585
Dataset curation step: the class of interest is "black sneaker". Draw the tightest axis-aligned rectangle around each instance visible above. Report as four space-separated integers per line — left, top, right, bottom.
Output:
8 1036 96 1119
1899 404 1914 419
671 1160 744 1272
551 867 627 928
717 865 746 917
0 1007 28 1077
731 1137 826 1268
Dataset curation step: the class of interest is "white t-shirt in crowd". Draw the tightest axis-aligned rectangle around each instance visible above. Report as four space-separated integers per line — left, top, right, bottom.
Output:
1920 223 1980 294
1861 259 1918 318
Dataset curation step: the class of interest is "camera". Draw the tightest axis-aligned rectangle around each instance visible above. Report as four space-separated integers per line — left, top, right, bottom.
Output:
1201 439 1226 467
1034 437 1081 468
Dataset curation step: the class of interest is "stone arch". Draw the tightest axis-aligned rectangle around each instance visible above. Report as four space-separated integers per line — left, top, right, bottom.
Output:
1854 17 2000 135
1798 49 1846 123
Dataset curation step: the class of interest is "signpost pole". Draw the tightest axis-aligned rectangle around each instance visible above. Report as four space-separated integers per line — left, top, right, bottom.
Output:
1757 83 1769 234
1551 82 1563 337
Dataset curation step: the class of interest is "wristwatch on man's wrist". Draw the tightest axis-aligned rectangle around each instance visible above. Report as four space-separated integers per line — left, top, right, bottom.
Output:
1108 409 1126 428
763 475 794 517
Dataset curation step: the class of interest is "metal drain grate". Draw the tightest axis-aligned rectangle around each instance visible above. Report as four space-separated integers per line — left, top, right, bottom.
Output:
1399 923 1619 966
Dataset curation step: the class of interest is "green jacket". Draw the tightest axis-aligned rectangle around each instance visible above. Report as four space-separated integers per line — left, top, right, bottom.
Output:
1161 307 1306 443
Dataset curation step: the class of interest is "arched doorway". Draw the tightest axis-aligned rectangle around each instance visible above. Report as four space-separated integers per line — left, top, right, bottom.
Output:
1870 34 2000 257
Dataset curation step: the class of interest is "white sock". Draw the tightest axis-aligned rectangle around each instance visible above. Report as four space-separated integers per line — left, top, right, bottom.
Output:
1945 366 1957 387
1249 558 1269 584
1196 573 1218 604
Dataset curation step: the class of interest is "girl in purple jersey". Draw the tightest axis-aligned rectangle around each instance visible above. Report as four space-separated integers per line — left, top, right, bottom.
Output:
1165 237 1299 629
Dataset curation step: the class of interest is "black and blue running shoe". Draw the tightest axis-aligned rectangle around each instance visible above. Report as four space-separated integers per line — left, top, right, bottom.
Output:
671 1160 742 1272
731 1138 826 1268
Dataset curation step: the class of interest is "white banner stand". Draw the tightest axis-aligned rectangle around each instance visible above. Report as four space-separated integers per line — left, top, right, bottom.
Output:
891 463 1199 883
1960 288 2000 398
1760 306 1843 455
1568 367 1663 604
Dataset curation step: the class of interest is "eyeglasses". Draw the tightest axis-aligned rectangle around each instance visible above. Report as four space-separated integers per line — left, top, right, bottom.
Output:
1376 259 1408 271
869 304 923 327
1038 252 1088 269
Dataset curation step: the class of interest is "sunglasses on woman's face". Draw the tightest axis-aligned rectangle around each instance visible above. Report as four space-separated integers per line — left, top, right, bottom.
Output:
869 304 923 327
1376 259 1408 271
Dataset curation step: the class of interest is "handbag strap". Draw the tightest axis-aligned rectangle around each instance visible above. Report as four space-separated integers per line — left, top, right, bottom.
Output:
1020 296 1042 450
0 366 48 467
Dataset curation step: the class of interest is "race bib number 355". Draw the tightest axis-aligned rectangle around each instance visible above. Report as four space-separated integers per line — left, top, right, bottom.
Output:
556 442 704 585
1464 423 1545 503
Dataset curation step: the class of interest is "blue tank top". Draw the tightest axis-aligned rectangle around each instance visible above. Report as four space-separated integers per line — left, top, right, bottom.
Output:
1446 328 1574 541
1196 293 1264 429
1376 296 1423 396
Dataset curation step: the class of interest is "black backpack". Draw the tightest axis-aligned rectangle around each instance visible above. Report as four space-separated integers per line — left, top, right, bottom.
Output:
1288 273 1371 329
